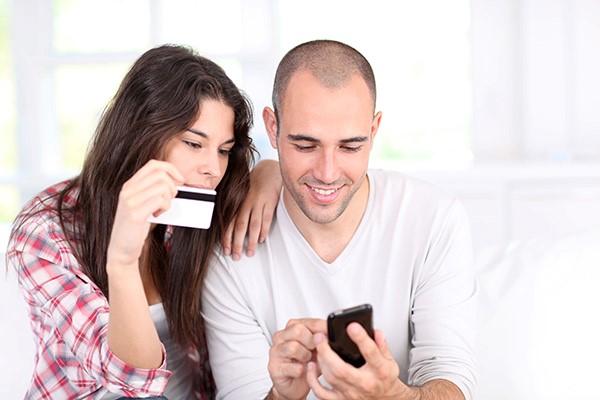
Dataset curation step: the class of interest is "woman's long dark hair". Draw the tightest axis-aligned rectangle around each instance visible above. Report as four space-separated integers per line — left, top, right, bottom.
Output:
55 44 255 348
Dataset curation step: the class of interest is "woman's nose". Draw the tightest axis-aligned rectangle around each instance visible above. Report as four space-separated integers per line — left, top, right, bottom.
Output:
199 150 222 178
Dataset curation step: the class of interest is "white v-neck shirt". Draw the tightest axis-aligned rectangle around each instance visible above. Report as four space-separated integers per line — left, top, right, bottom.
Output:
101 303 195 399
202 169 478 400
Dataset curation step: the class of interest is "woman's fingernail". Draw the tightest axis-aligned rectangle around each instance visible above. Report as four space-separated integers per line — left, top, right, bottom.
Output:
224 247 231 255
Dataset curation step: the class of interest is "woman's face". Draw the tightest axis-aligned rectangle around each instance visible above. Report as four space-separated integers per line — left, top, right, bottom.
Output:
164 99 236 190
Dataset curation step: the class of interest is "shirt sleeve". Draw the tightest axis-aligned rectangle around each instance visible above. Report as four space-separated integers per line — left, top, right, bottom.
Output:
8 217 171 397
408 199 478 400
201 254 273 400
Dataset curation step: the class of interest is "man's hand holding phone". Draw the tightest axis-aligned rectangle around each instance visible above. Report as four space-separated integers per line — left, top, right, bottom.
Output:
266 306 407 400
327 304 374 367
267 318 326 400
306 304 406 400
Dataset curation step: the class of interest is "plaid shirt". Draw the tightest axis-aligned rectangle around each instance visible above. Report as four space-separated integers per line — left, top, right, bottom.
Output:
6 181 213 399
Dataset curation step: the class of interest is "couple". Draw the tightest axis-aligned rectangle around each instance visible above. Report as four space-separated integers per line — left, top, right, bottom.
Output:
7 40 477 400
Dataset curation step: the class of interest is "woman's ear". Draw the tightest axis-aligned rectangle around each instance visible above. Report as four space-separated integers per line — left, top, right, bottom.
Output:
262 107 278 149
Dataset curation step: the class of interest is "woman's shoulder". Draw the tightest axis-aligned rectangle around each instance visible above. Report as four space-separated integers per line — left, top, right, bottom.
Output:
9 180 77 256
17 179 76 218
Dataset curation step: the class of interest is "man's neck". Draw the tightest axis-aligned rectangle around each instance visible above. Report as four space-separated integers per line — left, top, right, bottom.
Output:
284 176 370 263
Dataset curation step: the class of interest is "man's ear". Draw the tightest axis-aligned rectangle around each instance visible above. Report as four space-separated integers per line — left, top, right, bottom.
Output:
371 111 382 142
262 107 279 149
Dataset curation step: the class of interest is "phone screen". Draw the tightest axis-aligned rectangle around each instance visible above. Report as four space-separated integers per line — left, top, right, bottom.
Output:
327 303 374 367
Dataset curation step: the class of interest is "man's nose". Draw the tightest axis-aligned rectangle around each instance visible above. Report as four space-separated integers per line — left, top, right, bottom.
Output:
313 150 338 184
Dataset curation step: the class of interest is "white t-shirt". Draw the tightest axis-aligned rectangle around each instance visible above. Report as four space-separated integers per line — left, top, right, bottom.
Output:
101 304 195 399
202 169 478 400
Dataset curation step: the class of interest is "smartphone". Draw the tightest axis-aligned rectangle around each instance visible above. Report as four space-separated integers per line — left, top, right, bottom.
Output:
327 303 374 368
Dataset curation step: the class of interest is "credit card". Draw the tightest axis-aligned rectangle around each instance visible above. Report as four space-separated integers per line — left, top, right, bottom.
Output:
147 186 216 229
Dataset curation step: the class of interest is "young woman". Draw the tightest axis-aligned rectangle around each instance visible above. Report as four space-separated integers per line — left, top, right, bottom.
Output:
6 44 279 399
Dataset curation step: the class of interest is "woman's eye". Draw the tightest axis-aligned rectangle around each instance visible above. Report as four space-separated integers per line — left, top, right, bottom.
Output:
183 140 201 150
219 148 233 156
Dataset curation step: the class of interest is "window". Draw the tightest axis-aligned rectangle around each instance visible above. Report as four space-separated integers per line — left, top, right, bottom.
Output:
2 0 473 246
1 0 17 245
277 1 473 166
470 0 600 162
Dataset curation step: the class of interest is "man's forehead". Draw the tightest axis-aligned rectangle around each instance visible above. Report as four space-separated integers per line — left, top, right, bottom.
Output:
279 71 373 115
285 68 367 93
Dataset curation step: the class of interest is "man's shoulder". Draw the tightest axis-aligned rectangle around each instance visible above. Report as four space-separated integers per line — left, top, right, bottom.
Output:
208 239 276 279
368 168 457 202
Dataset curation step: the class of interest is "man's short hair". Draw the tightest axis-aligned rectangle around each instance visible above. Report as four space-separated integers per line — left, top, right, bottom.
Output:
272 40 377 118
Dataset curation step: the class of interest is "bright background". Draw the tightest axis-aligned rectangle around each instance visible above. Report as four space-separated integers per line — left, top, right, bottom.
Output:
1 0 599 398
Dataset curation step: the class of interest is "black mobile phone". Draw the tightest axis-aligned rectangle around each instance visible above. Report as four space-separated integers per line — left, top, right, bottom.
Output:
327 303 374 368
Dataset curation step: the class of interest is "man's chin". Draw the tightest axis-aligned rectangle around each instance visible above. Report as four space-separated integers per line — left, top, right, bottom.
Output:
302 205 345 225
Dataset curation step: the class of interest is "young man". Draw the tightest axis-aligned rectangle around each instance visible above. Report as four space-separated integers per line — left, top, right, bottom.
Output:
202 40 477 400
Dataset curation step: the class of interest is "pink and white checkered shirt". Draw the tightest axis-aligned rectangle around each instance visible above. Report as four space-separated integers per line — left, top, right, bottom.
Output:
6 181 213 399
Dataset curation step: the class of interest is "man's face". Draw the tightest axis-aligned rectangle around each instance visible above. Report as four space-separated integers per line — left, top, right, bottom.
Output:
264 69 381 225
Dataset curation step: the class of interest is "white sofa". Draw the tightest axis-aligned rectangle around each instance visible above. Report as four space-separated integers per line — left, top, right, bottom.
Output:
2 226 599 399
0 253 34 398
474 227 600 399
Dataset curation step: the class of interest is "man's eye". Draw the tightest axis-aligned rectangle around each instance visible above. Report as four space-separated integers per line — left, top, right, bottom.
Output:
294 144 316 151
183 140 201 149
342 146 362 153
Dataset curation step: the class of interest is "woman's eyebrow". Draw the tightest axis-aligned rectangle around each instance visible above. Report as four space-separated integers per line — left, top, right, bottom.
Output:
188 128 235 145
187 128 208 138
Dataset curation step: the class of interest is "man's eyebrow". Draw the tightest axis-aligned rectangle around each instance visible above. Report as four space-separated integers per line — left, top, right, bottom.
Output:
340 136 369 144
287 134 369 144
287 134 319 143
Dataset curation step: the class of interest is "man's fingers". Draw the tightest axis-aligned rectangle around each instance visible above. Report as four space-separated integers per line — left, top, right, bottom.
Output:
373 328 394 361
269 319 328 370
306 361 337 400
276 319 325 351
314 331 347 371
276 340 314 363
269 359 306 380
346 322 381 366
286 318 327 334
